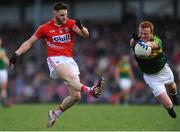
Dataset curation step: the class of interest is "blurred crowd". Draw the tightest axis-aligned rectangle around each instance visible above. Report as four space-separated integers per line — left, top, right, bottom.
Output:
0 14 180 105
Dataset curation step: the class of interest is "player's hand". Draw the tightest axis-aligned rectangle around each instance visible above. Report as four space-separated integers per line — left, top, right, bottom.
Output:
137 41 149 51
132 32 140 42
132 33 148 50
9 52 18 68
75 19 83 30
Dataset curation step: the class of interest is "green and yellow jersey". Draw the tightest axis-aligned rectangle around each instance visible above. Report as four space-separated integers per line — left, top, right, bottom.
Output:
0 48 6 69
134 35 167 74
118 60 131 78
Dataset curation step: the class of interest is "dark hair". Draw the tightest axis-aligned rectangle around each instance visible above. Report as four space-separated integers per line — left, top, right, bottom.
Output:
53 2 68 11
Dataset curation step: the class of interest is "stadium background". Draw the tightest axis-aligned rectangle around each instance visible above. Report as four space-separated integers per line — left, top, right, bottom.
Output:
0 0 180 105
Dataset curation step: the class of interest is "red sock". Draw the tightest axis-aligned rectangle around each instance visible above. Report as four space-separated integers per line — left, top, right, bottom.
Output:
81 85 93 95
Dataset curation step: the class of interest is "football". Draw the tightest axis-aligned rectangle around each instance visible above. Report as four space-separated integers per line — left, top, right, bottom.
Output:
134 42 151 58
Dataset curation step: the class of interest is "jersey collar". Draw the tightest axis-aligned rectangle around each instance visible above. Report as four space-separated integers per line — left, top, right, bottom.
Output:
150 36 155 42
50 18 69 27
50 18 62 27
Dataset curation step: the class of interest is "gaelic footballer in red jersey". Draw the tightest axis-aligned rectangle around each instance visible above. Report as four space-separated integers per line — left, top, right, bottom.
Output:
34 18 77 57
9 2 104 127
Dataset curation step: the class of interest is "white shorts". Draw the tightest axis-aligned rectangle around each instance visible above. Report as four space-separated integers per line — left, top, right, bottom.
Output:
143 63 174 97
118 78 132 90
47 56 80 79
0 69 8 83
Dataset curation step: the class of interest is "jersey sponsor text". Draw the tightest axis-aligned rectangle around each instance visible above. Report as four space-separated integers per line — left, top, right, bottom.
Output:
53 33 70 43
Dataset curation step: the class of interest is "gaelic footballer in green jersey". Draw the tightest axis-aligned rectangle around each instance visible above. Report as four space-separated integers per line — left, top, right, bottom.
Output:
135 35 167 74
130 21 179 118
0 37 9 107
114 55 134 104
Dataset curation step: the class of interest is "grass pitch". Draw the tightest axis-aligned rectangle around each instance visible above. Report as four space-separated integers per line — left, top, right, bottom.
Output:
0 104 180 131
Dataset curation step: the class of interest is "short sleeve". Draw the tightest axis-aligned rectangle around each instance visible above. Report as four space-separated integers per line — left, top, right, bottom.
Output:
68 19 77 30
34 25 44 38
154 36 162 49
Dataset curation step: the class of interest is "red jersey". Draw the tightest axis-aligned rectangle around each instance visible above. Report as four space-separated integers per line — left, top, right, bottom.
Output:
34 18 77 57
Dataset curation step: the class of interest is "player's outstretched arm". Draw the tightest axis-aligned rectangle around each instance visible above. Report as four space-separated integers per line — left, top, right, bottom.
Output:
74 19 89 38
15 35 38 56
9 35 38 68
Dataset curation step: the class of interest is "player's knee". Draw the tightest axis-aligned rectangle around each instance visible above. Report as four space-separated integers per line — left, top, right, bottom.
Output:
71 93 81 102
64 75 76 84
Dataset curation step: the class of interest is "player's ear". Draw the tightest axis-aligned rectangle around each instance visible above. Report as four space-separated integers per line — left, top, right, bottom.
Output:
53 10 56 17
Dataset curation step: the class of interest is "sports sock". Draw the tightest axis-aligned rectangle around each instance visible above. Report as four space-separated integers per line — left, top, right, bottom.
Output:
55 106 64 117
81 85 93 95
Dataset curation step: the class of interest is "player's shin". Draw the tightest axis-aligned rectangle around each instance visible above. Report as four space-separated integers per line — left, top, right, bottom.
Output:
166 82 180 105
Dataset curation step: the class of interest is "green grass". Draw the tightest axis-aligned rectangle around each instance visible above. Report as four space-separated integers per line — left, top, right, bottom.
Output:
0 104 180 131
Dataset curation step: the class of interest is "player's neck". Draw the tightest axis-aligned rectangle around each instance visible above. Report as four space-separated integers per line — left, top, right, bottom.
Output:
54 18 63 27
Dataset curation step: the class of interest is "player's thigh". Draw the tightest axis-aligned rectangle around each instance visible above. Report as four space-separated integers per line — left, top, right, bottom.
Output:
144 73 168 97
144 76 166 97
55 63 76 81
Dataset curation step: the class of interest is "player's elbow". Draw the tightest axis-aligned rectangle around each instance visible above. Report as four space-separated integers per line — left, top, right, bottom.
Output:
130 39 135 47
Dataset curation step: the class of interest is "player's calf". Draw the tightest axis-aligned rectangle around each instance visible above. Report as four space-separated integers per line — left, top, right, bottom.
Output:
171 93 180 105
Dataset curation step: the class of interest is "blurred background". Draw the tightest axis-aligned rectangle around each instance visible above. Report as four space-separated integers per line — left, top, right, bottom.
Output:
0 0 180 105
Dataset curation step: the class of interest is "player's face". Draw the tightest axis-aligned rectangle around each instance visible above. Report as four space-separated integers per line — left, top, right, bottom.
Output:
122 55 129 62
54 9 68 24
139 27 153 42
